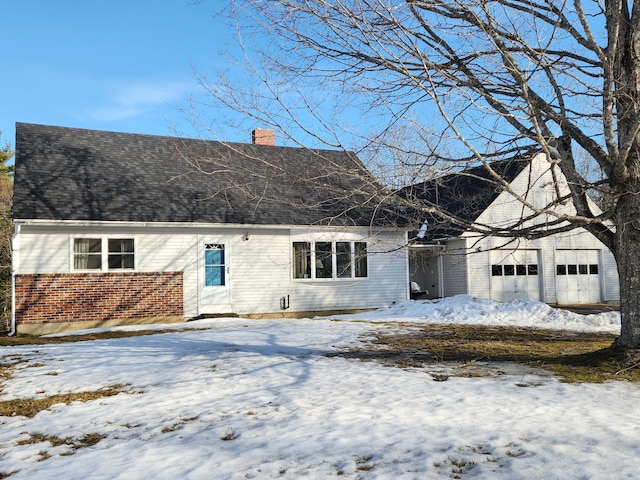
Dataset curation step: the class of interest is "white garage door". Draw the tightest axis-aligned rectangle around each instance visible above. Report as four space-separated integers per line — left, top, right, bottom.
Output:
555 250 601 304
490 250 541 302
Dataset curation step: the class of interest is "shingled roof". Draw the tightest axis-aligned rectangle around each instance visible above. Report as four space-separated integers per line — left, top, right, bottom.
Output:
401 158 530 239
13 123 395 227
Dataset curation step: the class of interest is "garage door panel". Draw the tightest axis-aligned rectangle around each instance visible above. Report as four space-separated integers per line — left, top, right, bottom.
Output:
490 250 541 302
555 250 601 304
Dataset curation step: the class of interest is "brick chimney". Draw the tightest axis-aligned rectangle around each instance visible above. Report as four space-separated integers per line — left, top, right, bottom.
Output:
252 128 276 146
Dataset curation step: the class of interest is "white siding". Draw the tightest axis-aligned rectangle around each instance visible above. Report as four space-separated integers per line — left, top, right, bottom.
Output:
603 249 619 302
17 231 69 273
227 228 291 314
15 223 408 318
466 249 491 298
441 239 469 297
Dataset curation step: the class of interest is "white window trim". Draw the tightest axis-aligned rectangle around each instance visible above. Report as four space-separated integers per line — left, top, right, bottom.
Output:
70 236 136 272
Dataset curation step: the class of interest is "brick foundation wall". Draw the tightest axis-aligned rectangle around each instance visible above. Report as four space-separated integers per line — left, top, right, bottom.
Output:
15 272 184 325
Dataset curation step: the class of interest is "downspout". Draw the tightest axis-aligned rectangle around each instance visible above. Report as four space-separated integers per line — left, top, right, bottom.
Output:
8 223 20 336
405 230 411 300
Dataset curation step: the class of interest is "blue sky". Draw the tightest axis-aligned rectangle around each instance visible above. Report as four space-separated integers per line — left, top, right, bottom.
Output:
2 1 250 153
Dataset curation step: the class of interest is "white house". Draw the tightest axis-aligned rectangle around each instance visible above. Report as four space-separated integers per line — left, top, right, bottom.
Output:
404 153 620 305
11 123 408 334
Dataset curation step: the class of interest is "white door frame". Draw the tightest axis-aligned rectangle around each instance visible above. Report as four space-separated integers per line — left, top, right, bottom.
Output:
197 236 232 315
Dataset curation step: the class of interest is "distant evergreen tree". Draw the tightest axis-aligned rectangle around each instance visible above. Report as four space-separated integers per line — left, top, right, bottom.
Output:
0 134 12 176
0 133 13 332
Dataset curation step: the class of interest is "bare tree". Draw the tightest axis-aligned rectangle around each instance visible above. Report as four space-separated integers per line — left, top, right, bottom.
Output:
192 0 640 348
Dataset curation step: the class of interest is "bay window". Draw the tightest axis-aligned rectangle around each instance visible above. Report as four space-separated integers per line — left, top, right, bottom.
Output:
293 240 368 280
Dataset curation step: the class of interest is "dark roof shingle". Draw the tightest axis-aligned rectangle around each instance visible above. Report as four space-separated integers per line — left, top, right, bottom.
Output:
401 159 530 239
13 123 393 227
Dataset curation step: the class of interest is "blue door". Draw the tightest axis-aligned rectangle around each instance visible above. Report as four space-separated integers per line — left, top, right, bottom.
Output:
205 244 225 286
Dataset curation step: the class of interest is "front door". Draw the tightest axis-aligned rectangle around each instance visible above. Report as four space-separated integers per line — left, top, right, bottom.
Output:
198 238 231 314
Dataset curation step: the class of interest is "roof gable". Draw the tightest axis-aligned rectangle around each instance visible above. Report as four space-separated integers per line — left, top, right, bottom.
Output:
13 123 392 227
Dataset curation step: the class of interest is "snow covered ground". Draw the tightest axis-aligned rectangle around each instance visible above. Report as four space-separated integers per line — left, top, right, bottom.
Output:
0 296 636 479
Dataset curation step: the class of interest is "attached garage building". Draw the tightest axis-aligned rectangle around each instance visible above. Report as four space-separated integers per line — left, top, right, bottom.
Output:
405 153 620 305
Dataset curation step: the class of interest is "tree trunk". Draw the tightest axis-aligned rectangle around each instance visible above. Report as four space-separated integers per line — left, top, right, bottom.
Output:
610 0 640 348
614 189 640 348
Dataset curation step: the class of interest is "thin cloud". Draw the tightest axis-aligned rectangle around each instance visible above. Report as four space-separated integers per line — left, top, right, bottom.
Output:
87 81 191 122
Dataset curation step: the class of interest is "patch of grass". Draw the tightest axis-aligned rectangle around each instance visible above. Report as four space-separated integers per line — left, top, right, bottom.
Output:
17 432 69 447
0 384 132 418
0 356 35 395
18 432 106 462
161 424 180 434
0 328 204 347
355 454 375 471
121 422 141 429
334 324 640 383
37 450 51 462
161 416 198 434
506 448 526 458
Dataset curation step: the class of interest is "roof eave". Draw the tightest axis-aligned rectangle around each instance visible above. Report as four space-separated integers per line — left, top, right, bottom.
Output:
12 218 406 232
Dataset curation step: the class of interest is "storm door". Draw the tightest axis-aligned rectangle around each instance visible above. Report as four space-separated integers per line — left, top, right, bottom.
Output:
198 238 231 313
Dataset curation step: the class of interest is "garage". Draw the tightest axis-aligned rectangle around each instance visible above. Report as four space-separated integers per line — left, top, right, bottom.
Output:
490 249 541 302
555 249 601 304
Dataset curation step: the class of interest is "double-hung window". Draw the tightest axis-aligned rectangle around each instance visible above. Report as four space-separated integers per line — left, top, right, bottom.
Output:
73 238 102 270
73 238 135 271
293 241 367 280
108 239 135 269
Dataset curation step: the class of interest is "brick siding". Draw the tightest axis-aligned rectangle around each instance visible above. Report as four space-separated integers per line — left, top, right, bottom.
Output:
15 272 184 325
